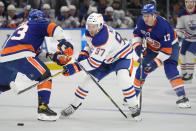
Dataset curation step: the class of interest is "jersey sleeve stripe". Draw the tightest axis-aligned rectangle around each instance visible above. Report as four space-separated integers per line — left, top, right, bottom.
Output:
89 57 101 67
47 23 57 37
119 46 133 58
154 58 162 67
160 48 172 55
27 57 46 74
87 58 97 69
113 44 130 59
91 57 102 64
133 42 142 50
1 44 35 55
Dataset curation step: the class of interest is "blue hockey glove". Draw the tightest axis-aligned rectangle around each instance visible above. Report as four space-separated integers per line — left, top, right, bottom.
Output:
62 62 81 76
57 39 74 56
143 58 162 73
77 50 89 62
52 51 72 66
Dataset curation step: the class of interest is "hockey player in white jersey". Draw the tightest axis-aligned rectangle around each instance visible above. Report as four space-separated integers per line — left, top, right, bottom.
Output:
176 0 196 83
60 13 141 121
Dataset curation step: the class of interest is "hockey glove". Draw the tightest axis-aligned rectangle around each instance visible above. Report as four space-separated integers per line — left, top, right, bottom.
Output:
62 62 81 76
133 42 147 57
77 50 89 62
52 51 72 66
143 58 162 73
57 39 74 56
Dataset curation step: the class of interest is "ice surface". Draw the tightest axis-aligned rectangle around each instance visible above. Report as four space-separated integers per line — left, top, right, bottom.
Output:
0 67 196 131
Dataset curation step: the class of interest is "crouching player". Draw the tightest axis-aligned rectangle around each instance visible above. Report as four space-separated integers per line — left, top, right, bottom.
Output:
132 4 191 108
0 9 73 121
60 13 141 121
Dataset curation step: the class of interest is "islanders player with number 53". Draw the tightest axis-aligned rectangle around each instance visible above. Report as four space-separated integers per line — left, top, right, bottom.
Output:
0 9 73 121
131 4 191 108
60 13 141 121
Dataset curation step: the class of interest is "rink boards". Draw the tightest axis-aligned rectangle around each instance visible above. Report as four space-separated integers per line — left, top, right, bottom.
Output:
0 28 195 70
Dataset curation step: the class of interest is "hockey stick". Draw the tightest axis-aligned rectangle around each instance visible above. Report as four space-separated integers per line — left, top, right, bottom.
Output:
77 62 127 118
138 39 147 110
17 69 68 95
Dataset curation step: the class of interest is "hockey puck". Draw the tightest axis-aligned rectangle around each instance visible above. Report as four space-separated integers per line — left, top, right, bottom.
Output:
17 123 24 126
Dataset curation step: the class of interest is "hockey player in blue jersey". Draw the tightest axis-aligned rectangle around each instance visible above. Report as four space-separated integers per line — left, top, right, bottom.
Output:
176 0 196 83
132 4 191 108
0 9 73 121
60 13 141 121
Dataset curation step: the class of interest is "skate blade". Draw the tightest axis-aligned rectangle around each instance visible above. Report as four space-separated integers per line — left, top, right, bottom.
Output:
37 113 58 121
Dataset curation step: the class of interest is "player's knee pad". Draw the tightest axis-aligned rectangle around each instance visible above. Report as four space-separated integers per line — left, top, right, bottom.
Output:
180 54 186 64
164 59 179 80
79 74 96 91
36 68 51 82
116 69 132 89
185 51 195 63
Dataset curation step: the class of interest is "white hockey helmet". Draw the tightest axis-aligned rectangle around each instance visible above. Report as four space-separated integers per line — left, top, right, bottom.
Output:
0 1 4 7
42 4 51 10
86 13 104 33
105 7 113 13
7 4 16 11
60 6 69 12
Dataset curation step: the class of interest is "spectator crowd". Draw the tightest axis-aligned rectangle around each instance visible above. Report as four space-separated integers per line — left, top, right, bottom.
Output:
0 0 187 29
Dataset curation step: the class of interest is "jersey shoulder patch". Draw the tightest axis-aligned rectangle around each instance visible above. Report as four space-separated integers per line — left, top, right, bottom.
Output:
92 25 109 47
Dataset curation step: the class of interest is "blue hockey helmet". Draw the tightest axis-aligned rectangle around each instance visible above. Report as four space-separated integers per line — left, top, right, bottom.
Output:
28 9 46 20
141 4 156 14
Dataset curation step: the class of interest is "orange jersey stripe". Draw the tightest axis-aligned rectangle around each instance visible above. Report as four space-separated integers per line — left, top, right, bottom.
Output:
119 46 132 58
47 23 57 37
123 89 135 96
80 51 89 57
170 78 184 88
154 58 162 67
76 89 87 97
160 48 172 55
89 58 101 67
129 58 134 75
1 44 35 55
37 81 52 90
27 57 46 74
134 78 144 87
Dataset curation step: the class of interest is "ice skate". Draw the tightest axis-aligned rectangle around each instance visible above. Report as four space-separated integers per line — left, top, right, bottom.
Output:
127 105 142 121
37 97 58 121
60 103 82 118
176 96 191 108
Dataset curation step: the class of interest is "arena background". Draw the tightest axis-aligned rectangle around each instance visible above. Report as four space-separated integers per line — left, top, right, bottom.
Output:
0 28 195 70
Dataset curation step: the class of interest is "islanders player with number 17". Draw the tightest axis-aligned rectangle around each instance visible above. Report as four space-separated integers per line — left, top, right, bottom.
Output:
132 4 191 108
0 9 74 121
60 13 141 121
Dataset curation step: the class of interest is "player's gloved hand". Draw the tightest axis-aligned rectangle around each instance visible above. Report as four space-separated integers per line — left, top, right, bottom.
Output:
57 39 74 56
143 58 162 73
133 42 147 57
52 51 72 66
62 62 81 76
77 50 89 62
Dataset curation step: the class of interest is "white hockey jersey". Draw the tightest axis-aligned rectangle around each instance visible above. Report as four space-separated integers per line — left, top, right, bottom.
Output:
79 25 133 71
176 7 196 42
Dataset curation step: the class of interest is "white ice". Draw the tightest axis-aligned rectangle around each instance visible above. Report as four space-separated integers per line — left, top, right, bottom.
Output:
0 66 196 131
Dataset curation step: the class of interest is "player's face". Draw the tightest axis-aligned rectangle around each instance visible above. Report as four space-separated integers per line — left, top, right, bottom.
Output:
142 14 154 26
185 0 195 10
87 24 98 36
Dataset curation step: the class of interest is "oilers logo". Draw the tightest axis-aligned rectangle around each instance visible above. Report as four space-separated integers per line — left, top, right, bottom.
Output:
188 20 196 31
